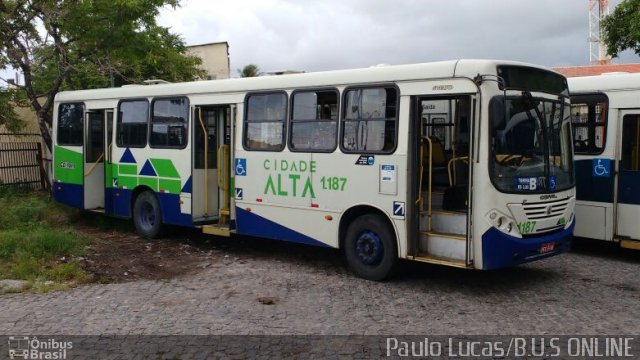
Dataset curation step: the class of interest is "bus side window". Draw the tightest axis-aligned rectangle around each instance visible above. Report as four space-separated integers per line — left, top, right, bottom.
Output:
570 94 608 155
117 100 149 148
341 86 398 153
290 90 338 152
150 97 189 149
621 115 640 171
244 92 287 151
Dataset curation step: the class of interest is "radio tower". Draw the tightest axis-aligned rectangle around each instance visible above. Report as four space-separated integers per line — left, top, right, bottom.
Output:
589 0 611 64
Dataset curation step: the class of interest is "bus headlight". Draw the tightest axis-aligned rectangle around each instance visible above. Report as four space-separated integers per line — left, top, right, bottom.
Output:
486 210 519 236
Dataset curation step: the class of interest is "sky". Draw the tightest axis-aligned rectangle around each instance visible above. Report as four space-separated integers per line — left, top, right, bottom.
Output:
1 0 638 85
158 0 639 75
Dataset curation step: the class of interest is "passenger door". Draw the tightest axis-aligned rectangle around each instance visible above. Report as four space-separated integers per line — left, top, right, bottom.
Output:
616 111 640 240
83 110 106 210
192 105 231 223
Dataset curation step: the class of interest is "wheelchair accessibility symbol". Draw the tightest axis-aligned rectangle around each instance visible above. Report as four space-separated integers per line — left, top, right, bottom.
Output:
235 158 247 176
592 158 611 177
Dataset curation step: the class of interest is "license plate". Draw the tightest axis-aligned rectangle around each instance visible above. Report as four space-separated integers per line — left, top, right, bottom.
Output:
540 242 555 253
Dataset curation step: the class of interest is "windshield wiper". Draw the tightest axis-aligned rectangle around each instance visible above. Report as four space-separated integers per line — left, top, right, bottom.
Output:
522 91 551 184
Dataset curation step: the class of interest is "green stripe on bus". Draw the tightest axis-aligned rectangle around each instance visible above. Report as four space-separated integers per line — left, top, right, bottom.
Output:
105 163 114 188
150 159 180 178
118 164 137 176
139 177 159 191
118 176 138 189
54 146 83 185
159 179 181 194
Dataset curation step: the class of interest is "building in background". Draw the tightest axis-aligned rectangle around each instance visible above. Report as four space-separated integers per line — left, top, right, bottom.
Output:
186 41 230 80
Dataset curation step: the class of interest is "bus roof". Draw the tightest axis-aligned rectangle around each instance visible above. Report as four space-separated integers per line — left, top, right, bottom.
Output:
568 72 640 93
55 59 554 102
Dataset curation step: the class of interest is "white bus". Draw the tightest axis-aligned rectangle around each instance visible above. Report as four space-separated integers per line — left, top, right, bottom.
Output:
52 60 575 280
569 73 640 250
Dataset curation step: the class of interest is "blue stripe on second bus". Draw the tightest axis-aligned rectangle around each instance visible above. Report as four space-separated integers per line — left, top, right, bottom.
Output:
235 207 329 247
575 159 614 203
618 169 640 205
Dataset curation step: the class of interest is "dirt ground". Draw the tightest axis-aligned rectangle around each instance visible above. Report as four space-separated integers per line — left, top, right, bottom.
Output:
74 215 226 283
73 213 343 284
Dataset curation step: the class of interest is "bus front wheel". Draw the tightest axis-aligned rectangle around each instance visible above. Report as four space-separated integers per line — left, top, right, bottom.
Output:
133 191 163 239
344 214 397 281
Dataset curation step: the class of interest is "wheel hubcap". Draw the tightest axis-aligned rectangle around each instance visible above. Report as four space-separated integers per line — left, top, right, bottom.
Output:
355 231 384 265
139 202 155 229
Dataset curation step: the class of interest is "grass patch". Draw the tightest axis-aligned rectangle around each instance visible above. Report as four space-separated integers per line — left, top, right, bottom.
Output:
0 190 91 291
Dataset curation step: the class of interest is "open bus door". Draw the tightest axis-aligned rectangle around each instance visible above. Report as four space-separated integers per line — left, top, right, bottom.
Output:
192 105 232 236
411 94 474 268
83 109 113 211
617 111 640 249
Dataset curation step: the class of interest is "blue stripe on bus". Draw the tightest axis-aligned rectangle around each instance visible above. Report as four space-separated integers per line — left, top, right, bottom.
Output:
481 222 573 270
235 207 330 247
52 181 83 209
105 188 114 216
575 159 614 203
618 169 640 205
181 176 192 194
111 188 133 218
157 192 192 227
109 188 193 227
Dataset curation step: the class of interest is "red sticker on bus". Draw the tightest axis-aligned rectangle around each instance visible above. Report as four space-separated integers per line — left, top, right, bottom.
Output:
540 242 555 253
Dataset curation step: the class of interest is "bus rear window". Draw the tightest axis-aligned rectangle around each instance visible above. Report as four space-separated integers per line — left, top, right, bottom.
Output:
571 93 608 155
57 103 84 146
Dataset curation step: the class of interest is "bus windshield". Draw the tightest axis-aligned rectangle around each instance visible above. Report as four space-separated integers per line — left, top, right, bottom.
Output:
490 94 574 193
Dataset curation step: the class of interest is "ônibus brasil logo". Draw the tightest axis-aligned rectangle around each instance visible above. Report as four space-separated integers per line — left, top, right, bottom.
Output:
8 336 72 359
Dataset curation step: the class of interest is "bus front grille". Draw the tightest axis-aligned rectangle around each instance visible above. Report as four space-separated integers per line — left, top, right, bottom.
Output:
522 199 570 220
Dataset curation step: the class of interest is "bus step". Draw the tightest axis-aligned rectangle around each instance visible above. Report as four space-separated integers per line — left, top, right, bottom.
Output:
421 191 444 211
620 239 640 251
419 231 466 261
193 216 220 226
202 224 231 237
420 211 467 235
413 254 470 269
87 208 105 214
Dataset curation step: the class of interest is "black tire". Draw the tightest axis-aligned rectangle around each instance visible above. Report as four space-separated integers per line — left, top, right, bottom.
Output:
133 191 163 239
344 214 397 281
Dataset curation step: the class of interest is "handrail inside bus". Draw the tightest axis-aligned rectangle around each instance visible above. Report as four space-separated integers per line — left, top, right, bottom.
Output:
447 156 469 187
197 107 209 217
218 144 230 224
84 152 105 177
421 135 433 231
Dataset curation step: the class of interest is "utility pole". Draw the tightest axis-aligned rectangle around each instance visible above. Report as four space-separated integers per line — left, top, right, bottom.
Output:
589 0 611 64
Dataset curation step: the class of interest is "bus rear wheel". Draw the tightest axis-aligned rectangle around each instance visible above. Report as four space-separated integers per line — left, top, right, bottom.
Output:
344 214 397 281
133 191 163 239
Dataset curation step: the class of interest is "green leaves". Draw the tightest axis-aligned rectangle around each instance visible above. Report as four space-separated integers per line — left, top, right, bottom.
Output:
0 0 203 147
602 0 640 58
238 64 261 78
0 89 27 132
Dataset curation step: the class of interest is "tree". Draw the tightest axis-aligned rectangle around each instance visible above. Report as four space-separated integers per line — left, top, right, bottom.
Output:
0 88 27 132
0 0 205 150
238 64 261 78
602 0 640 58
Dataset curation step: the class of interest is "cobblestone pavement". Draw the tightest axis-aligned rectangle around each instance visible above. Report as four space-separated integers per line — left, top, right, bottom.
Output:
0 237 639 336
